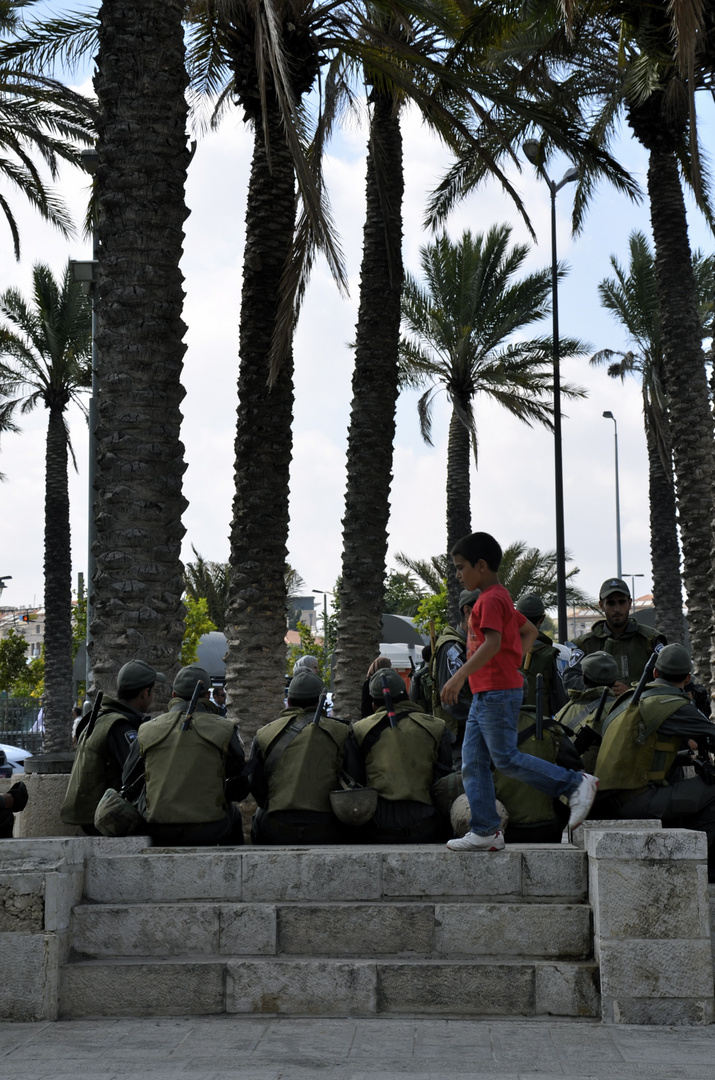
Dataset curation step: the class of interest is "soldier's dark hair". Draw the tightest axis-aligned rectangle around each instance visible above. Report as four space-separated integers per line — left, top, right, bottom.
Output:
451 532 502 571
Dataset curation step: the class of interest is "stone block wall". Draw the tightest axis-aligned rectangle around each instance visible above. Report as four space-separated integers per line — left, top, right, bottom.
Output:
0 837 147 1021
582 822 714 1025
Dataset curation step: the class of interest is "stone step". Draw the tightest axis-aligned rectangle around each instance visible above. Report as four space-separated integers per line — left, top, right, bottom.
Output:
71 900 591 960
83 844 587 904
59 955 600 1020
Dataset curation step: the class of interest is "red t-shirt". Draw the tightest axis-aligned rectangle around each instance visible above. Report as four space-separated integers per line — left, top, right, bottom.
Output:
467 583 526 693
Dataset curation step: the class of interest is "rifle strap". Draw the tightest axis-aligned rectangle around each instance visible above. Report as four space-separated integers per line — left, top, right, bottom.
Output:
517 717 557 747
264 715 313 778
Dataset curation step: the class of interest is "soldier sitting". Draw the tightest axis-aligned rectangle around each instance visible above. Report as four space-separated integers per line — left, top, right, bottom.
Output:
121 664 248 846
594 644 715 880
344 668 453 843
555 651 620 775
493 700 583 844
61 659 165 835
249 670 349 845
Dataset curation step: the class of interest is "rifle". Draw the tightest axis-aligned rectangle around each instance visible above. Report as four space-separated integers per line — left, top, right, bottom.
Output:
181 678 206 731
535 673 544 740
380 673 397 729
572 685 610 757
631 648 662 708
81 691 104 741
312 690 328 725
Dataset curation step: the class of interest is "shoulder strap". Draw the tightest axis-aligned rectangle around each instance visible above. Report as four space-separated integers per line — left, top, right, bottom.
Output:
264 714 313 777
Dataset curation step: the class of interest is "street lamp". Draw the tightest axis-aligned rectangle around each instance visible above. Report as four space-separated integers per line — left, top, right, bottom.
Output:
622 573 644 609
70 147 98 687
523 140 579 642
602 411 622 578
312 589 333 650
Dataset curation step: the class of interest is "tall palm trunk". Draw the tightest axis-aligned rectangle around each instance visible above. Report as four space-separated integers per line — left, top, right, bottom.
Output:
91 0 189 698
645 146 713 679
42 406 73 753
446 405 471 622
224 102 296 742
644 403 685 644
333 92 404 717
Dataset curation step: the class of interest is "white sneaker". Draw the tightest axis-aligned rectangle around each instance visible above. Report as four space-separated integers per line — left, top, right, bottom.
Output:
568 773 599 829
446 830 505 852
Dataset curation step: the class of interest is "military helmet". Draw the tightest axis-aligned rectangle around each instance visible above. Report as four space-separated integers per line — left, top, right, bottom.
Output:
329 786 378 826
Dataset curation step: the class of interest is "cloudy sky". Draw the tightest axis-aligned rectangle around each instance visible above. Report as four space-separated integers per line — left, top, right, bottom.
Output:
0 52 712 633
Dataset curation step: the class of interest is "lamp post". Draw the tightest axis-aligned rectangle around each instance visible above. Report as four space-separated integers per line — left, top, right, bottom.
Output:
602 411 622 578
312 589 333 651
70 147 99 687
622 573 644 610
523 140 579 642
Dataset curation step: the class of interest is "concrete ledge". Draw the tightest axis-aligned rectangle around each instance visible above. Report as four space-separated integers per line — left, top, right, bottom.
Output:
434 902 590 958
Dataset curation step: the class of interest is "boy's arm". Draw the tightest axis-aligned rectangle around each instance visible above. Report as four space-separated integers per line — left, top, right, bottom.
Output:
441 630 501 706
520 619 539 654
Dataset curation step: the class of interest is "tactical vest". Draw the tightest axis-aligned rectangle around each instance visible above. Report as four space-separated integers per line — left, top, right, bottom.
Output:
556 687 616 735
137 703 235 824
595 685 686 792
520 636 557 713
493 706 568 827
255 708 349 814
352 705 445 804
61 707 132 825
576 620 661 685
429 626 465 735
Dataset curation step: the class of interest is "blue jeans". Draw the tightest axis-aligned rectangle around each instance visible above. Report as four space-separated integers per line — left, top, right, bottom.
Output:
462 688 583 836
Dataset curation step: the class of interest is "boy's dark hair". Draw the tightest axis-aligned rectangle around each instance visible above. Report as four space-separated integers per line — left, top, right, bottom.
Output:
451 532 502 571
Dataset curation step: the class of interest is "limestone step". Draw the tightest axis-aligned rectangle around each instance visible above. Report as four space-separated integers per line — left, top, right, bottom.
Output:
59 955 600 1019
70 900 591 960
83 844 588 904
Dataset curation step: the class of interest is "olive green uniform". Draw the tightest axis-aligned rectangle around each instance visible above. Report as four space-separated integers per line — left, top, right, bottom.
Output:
343 701 452 842
61 698 146 831
249 707 349 844
555 687 618 774
121 698 247 846
493 705 582 843
564 618 666 692
520 631 568 717
593 680 715 879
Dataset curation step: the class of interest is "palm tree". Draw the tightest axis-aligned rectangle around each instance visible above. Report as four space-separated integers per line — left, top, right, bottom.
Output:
398 225 587 621
88 0 190 700
0 261 91 753
512 0 715 681
0 0 94 258
591 231 715 644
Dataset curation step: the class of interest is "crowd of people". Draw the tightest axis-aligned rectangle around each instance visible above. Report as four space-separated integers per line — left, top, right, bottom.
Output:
47 532 715 881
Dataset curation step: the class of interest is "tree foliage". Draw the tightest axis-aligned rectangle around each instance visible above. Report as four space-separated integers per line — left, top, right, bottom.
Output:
0 626 28 692
286 619 334 685
180 595 217 666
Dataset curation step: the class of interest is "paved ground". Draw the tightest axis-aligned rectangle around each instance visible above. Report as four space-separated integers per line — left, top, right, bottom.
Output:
2 1016 715 1079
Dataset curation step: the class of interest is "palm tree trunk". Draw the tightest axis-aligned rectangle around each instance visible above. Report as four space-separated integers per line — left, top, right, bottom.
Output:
646 147 713 681
644 403 684 643
333 92 404 717
223 102 296 743
91 0 189 700
42 407 74 753
446 405 471 622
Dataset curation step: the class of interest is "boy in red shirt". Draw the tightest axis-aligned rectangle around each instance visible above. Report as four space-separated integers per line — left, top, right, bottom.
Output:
441 531 597 851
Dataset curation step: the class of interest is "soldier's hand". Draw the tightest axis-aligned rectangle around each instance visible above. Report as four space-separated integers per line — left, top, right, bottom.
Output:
7 781 28 812
612 680 631 696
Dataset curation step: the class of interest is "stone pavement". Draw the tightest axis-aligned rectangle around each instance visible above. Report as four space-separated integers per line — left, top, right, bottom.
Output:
2 1016 715 1079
